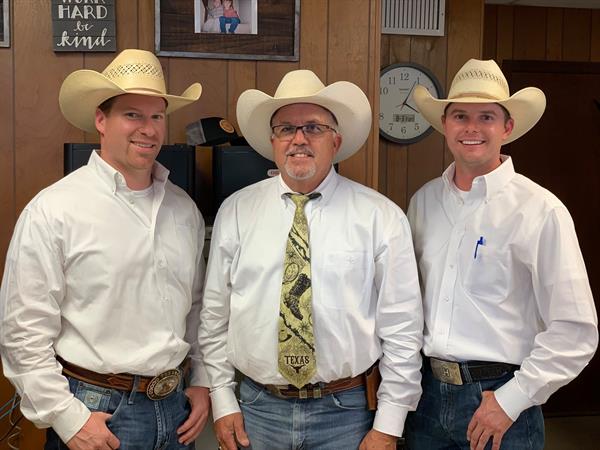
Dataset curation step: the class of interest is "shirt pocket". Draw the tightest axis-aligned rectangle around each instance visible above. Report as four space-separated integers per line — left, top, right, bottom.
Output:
319 251 369 309
461 244 510 301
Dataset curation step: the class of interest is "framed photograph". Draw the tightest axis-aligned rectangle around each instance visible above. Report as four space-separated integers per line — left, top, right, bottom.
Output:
156 0 299 61
0 0 9 48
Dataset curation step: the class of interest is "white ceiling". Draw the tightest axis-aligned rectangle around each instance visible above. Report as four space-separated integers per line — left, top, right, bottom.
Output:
485 0 600 8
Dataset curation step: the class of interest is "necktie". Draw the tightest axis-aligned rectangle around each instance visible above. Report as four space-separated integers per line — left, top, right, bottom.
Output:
278 193 320 388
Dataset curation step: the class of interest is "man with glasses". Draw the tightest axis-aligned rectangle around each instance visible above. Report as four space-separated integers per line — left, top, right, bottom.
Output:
198 70 424 450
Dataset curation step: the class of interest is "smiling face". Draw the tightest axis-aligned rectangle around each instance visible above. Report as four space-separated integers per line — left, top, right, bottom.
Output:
95 94 167 189
270 103 342 193
442 102 514 179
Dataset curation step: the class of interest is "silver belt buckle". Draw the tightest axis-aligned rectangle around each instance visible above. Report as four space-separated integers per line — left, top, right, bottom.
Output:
430 358 463 385
146 368 181 400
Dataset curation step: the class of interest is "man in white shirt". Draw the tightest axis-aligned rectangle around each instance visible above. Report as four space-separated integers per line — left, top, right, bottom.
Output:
198 70 423 450
406 58 598 450
0 49 210 449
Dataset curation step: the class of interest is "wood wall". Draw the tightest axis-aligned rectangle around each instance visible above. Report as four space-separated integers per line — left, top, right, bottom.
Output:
0 0 380 447
483 4 600 63
378 0 485 210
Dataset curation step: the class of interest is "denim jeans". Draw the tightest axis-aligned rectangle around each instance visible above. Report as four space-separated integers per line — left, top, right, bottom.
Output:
220 16 241 33
239 377 375 450
45 375 193 450
404 365 544 450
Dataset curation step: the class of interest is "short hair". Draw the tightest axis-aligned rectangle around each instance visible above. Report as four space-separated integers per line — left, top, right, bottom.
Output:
270 103 339 127
97 95 169 115
443 102 511 123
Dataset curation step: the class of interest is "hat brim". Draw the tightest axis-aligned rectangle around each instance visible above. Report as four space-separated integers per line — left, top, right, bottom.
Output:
413 85 546 144
236 81 372 163
59 70 202 133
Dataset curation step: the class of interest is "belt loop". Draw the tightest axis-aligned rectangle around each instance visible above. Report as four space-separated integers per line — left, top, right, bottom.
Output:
459 362 472 383
128 375 140 404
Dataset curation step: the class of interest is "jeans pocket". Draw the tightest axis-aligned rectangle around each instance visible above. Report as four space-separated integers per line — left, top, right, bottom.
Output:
239 379 264 405
73 380 113 412
331 386 367 410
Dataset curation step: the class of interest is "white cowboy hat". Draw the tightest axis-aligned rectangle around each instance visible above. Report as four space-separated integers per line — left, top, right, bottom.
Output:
413 59 546 144
236 70 372 163
59 49 202 133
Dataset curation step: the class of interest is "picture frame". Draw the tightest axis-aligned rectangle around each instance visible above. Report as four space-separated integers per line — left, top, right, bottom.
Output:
155 0 299 61
0 0 9 48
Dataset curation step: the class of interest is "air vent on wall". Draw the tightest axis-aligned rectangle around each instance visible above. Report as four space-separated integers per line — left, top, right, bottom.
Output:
382 0 446 36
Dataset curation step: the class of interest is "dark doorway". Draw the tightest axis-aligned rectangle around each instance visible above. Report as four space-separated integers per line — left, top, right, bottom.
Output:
503 60 600 416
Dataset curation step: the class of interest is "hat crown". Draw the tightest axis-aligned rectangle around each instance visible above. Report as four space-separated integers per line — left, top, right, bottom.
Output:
274 70 327 99
101 49 167 95
448 59 510 101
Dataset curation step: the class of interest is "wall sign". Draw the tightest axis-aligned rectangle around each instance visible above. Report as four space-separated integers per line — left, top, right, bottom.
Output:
0 0 9 48
52 0 116 52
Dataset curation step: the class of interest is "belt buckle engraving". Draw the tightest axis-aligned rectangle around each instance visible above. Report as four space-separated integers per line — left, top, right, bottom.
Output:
146 369 181 400
430 358 463 385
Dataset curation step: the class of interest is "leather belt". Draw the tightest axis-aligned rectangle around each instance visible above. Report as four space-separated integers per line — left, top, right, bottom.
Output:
426 356 519 386
257 373 365 400
57 356 186 400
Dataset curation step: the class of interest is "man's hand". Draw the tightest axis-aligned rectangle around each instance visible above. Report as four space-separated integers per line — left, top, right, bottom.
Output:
359 429 397 450
177 386 211 445
214 412 250 450
467 391 514 450
67 412 120 450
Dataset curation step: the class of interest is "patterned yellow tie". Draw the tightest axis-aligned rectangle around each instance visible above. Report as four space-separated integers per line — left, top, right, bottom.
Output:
278 193 320 388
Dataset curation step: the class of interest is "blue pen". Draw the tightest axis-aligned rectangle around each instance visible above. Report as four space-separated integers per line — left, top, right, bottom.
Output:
474 236 485 259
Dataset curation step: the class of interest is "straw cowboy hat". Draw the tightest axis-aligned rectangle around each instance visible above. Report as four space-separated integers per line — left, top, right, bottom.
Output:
236 70 372 163
59 49 202 133
413 59 546 144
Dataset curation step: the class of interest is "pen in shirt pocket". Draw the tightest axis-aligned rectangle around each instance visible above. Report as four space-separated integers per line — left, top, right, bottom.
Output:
474 236 486 259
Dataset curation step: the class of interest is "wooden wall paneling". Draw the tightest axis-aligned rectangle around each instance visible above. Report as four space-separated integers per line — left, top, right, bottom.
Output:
406 34 447 204
483 4 498 60
444 0 484 169
366 0 381 189
591 10 600 61
562 8 592 61
227 61 257 132
0 48 14 273
256 61 299 95
546 7 564 61
513 6 546 60
139 0 155 51
496 5 514 64
14 1 83 214
327 0 371 186
299 0 328 79
378 34 390 193
382 35 410 208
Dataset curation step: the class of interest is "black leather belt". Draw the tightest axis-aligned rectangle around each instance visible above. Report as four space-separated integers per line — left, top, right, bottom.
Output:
425 356 519 386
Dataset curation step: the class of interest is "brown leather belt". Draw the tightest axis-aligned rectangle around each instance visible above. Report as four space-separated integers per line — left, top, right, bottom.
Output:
258 373 365 399
57 356 187 400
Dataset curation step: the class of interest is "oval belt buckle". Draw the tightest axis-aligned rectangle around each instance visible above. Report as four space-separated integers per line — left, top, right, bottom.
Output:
146 369 181 400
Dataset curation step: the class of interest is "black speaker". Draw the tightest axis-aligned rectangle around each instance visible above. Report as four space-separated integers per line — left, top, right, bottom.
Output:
212 145 278 212
64 143 196 199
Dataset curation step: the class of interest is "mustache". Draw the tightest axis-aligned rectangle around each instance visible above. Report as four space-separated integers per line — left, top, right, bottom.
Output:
285 146 315 157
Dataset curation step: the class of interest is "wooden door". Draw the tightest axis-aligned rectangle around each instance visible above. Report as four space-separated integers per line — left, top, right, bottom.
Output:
503 60 600 416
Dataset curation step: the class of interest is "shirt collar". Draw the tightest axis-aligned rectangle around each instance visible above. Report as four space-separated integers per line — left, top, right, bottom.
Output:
442 154 515 201
277 165 339 208
88 150 169 194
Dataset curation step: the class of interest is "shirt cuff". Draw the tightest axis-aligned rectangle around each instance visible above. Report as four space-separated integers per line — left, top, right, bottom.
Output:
189 362 210 387
52 398 91 444
210 385 241 421
493 377 535 421
373 401 408 437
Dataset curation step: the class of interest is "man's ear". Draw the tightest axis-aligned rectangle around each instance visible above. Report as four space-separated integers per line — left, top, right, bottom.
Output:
95 108 106 136
503 117 515 140
332 133 342 156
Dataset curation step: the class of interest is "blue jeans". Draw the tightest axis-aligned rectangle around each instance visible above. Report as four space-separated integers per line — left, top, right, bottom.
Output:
45 375 193 450
240 377 375 450
404 365 544 449
220 16 240 33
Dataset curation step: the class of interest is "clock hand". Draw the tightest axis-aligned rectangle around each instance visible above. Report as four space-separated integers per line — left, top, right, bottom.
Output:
403 103 419 114
401 80 418 108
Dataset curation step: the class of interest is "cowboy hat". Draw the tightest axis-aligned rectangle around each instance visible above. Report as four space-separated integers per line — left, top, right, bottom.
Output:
236 70 372 163
413 59 545 144
59 49 202 133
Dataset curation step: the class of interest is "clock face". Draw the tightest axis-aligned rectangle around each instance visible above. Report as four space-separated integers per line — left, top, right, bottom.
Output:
379 63 442 144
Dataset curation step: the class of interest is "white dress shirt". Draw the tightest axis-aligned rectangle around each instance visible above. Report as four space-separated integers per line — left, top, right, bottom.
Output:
407 155 598 420
0 151 208 443
199 167 423 437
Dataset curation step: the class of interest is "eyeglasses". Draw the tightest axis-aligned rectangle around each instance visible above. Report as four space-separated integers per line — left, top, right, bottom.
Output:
271 123 337 140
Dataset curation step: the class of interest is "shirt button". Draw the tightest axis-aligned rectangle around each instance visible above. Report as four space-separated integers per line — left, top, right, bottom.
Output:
449 264 455 269
129 199 134 205
158 260 165 268
444 296 450 302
